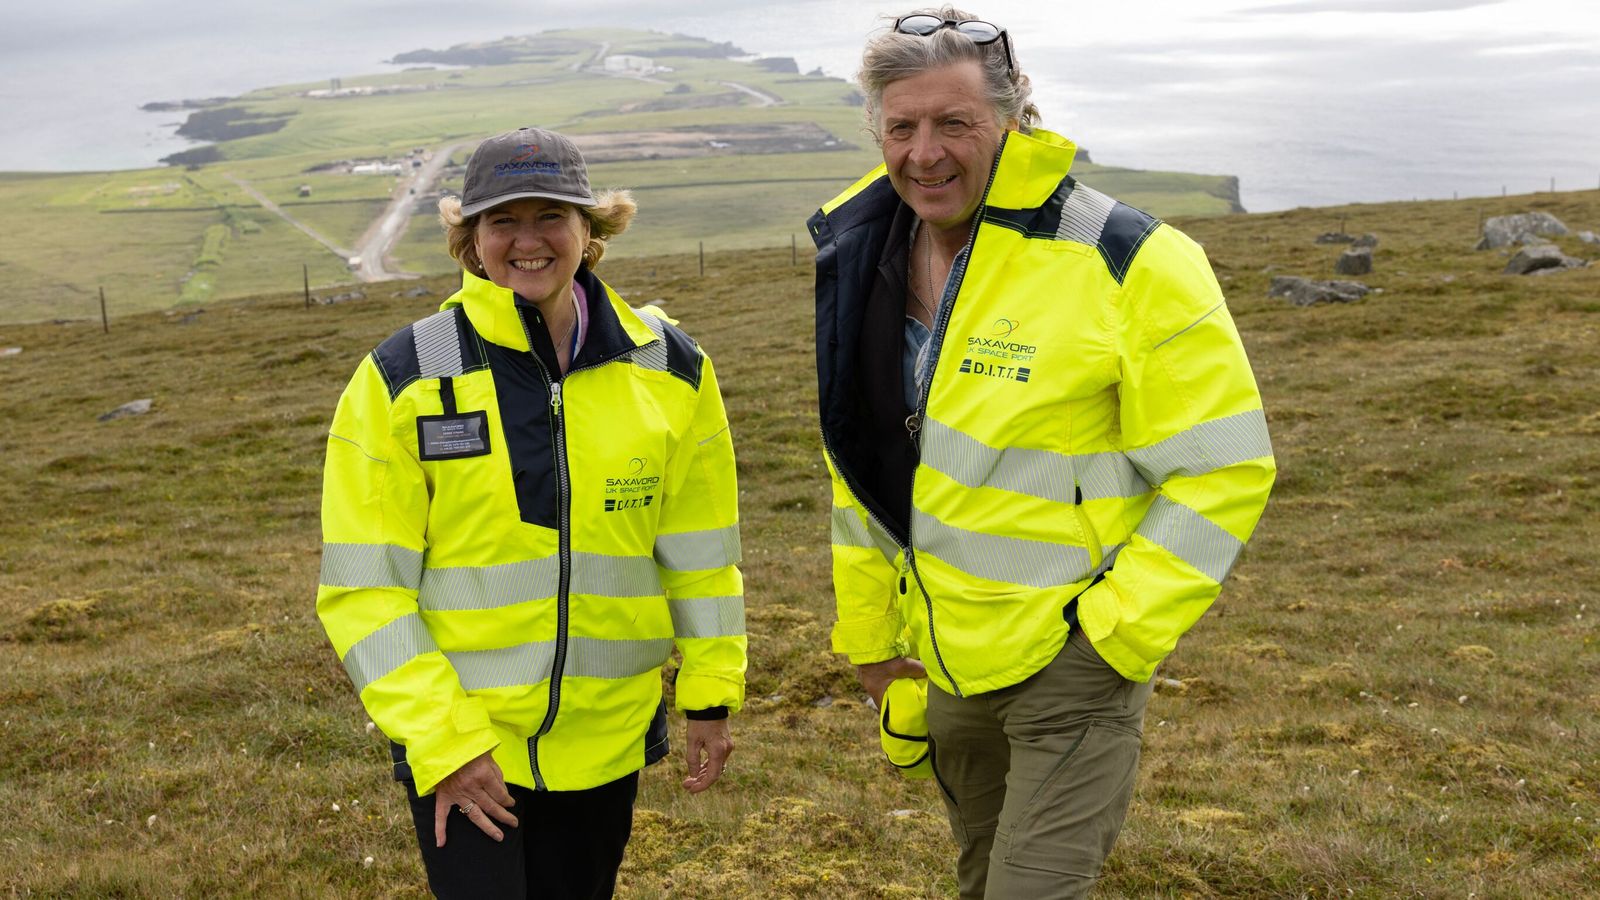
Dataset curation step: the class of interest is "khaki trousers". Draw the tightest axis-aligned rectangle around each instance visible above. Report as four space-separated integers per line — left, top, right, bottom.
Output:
927 630 1154 899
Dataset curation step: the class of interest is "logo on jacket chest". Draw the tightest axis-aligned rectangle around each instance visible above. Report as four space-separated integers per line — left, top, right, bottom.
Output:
602 456 659 511
960 318 1036 384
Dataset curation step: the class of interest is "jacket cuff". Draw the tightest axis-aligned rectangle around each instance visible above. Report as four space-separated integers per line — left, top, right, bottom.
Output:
1076 582 1156 683
830 613 904 663
676 672 745 715
402 697 500 795
684 706 729 720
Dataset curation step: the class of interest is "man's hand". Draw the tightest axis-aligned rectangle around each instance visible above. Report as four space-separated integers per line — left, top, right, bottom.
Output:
432 750 517 847
857 657 927 709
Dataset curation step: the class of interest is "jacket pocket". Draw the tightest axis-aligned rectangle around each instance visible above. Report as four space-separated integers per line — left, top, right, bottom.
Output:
1070 480 1103 571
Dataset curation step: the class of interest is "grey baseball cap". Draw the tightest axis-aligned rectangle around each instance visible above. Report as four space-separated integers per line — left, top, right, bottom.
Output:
459 127 595 216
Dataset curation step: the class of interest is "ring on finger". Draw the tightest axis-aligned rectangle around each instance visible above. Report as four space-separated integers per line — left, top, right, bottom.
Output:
459 801 477 816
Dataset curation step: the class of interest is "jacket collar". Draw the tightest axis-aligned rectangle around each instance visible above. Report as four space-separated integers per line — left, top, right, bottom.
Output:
815 128 1080 231
442 267 657 363
984 128 1078 210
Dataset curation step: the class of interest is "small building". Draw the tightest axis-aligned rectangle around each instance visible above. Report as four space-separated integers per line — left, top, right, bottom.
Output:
298 184 313 197
604 54 653 73
351 162 405 175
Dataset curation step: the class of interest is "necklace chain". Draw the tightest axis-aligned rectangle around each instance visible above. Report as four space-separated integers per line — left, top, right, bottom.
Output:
911 223 938 323
549 288 579 366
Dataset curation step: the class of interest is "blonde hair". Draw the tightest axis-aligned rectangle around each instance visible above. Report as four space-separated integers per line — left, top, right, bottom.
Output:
438 190 638 274
858 5 1040 144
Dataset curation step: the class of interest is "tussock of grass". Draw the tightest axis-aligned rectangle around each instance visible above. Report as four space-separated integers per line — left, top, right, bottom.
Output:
2 191 1598 895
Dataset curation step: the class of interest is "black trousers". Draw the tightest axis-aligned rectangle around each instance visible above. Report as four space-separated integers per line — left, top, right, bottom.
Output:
403 771 639 900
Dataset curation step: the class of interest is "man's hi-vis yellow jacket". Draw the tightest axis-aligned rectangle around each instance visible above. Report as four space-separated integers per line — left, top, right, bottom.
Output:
809 128 1275 697
317 267 745 796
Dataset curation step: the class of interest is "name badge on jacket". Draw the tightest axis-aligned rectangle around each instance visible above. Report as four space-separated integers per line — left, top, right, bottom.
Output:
417 412 491 460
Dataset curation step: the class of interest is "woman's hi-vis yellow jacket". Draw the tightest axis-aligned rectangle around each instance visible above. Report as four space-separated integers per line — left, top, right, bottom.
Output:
810 128 1276 697
317 267 745 796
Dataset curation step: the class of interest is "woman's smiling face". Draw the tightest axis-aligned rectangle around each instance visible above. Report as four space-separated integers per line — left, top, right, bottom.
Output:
475 198 590 306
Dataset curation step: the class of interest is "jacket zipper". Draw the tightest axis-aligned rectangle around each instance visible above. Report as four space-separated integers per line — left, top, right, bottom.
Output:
819 133 1012 700
899 132 1009 699
519 307 646 790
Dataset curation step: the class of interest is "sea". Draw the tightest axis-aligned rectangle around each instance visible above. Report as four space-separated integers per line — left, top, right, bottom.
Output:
2 0 1596 212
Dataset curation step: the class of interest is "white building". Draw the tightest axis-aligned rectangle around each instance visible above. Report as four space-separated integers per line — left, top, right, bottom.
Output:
603 55 654 73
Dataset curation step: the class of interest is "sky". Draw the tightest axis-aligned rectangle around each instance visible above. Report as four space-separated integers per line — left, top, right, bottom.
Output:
1 0 1597 208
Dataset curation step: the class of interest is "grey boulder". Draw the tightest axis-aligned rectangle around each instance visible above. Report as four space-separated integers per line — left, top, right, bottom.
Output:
1476 212 1570 250
1269 276 1371 306
1335 247 1373 275
99 399 153 422
1503 244 1588 275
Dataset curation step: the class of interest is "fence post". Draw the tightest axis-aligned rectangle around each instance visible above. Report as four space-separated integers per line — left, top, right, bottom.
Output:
791 233 797 266
699 241 705 277
99 286 108 334
1549 176 1555 193
303 263 311 309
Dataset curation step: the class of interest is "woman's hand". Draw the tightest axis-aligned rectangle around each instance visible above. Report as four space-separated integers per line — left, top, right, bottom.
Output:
432 750 518 847
681 718 734 794
857 657 927 709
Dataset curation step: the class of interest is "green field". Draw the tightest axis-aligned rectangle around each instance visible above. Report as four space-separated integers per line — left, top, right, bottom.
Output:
0 28 1241 325
1 188 1596 896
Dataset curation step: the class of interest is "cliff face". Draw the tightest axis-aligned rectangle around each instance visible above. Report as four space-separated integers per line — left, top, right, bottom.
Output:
1218 175 1246 213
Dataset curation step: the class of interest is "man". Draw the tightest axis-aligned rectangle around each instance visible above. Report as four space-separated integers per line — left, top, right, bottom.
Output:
808 8 1276 898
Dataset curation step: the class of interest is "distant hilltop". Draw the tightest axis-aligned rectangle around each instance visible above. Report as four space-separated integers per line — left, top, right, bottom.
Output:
139 97 233 113
390 32 748 67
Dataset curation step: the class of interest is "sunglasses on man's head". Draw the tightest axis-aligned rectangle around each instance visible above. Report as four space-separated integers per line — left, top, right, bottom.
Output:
893 14 1016 81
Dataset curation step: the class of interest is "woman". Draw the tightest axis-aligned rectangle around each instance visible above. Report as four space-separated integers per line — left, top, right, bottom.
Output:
810 8 1275 898
317 126 746 899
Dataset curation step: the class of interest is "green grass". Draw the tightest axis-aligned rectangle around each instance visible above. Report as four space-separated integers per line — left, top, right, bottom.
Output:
0 29 1247 326
1 189 1597 896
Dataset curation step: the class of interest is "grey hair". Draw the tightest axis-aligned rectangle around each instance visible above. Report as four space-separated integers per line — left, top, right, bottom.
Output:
858 5 1040 144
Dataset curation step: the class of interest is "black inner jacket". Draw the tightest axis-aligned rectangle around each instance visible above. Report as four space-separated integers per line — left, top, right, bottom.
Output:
819 189 922 546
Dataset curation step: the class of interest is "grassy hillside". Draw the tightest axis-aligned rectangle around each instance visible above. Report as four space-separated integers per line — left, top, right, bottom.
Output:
2 190 1595 896
0 28 1239 325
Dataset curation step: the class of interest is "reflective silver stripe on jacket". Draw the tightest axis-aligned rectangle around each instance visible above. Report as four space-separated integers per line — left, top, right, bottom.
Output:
418 554 662 610
920 418 1150 504
419 557 560 611
630 309 670 371
1136 496 1243 583
320 543 424 590
912 507 1096 590
573 552 663 597
655 524 742 572
830 505 901 564
1125 409 1273 487
413 308 464 378
1057 183 1119 247
343 613 437 692
669 595 745 639
447 636 675 690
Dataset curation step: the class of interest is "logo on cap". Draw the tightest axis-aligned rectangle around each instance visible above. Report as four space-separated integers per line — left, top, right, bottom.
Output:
493 143 562 178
